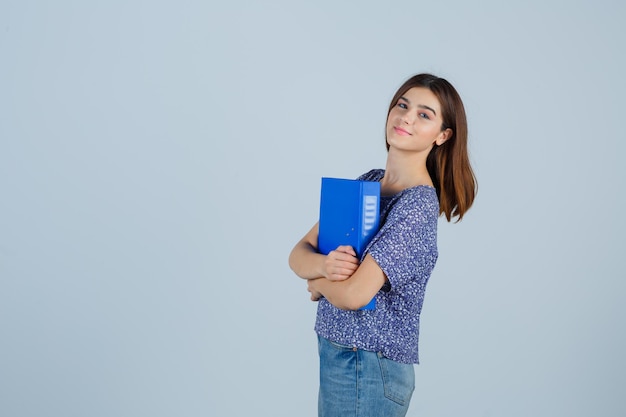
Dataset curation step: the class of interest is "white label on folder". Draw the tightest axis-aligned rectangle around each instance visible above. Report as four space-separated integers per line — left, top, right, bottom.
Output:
362 196 378 236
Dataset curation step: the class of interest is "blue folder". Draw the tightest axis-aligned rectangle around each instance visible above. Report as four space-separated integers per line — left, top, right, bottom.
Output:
318 178 381 310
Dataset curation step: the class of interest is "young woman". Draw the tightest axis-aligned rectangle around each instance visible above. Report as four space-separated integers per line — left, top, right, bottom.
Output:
289 73 476 417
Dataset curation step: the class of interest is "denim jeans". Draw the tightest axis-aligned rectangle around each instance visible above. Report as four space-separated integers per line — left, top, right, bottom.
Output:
317 336 415 417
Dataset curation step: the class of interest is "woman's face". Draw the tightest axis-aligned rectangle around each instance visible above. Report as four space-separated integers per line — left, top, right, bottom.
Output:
386 87 451 154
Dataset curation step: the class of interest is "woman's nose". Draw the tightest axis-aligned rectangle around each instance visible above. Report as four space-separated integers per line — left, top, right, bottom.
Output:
400 113 413 124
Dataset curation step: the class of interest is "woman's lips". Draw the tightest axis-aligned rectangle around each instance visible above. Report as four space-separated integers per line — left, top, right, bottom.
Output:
393 126 411 136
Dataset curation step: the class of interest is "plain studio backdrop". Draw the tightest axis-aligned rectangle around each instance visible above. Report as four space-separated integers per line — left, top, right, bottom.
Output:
1 1 624 416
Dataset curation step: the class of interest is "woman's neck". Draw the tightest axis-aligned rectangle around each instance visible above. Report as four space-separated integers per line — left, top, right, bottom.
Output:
381 149 433 195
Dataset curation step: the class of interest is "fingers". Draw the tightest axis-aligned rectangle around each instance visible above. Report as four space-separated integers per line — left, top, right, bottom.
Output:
329 247 359 264
307 280 321 301
324 248 359 281
325 265 356 281
334 245 357 257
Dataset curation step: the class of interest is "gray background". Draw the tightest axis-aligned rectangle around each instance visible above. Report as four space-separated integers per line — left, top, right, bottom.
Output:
1 1 625 416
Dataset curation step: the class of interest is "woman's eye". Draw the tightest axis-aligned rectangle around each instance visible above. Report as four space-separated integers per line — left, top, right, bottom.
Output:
419 113 430 119
397 102 408 109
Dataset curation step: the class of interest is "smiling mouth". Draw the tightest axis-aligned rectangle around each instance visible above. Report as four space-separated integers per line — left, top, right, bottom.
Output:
393 126 411 136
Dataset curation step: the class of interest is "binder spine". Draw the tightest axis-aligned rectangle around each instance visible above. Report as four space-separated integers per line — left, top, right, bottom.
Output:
357 182 379 257
361 195 378 251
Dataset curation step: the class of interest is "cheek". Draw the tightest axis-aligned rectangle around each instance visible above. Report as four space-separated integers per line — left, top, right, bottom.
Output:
385 115 394 129
422 124 441 136
388 107 402 120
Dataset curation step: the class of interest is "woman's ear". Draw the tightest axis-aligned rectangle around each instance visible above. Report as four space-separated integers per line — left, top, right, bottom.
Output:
436 128 453 146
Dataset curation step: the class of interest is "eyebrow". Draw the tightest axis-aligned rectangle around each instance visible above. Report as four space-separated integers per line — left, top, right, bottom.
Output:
399 96 437 116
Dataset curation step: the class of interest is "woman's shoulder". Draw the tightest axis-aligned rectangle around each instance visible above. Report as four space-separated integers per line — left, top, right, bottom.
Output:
355 169 438 214
402 185 438 200
388 186 439 218
356 169 385 182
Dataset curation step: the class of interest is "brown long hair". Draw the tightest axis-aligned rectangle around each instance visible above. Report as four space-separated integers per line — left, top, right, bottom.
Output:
386 73 477 221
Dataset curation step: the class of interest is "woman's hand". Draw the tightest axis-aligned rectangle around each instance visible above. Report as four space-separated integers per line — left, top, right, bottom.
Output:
324 245 359 281
307 279 323 301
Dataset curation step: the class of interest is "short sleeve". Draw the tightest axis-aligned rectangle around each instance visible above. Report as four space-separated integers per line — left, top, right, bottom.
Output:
366 188 439 290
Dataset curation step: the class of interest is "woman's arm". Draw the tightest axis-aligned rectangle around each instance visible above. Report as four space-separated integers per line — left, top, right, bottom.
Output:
307 254 387 310
289 223 360 281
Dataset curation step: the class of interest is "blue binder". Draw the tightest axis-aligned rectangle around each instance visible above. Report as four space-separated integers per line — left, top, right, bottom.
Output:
318 177 381 310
